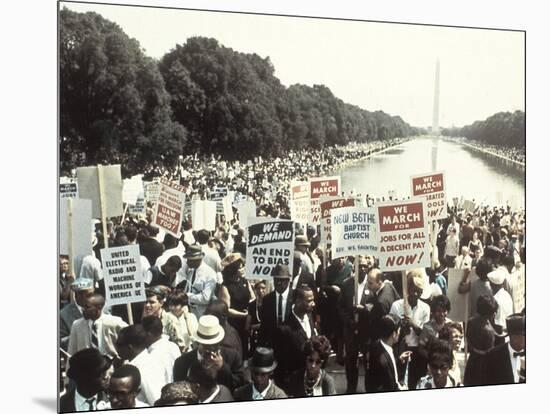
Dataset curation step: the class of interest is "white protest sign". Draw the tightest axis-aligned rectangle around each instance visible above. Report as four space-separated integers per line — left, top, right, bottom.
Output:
462 199 476 214
128 192 146 216
410 171 447 221
309 176 341 225
320 196 357 245
145 181 161 205
153 178 186 237
447 268 469 322
290 181 310 225
222 196 234 220
235 199 257 229
60 198 92 273
122 175 143 205
101 244 145 306
191 200 217 231
76 165 123 218
376 199 431 271
331 206 377 259
245 218 294 280
60 177 78 199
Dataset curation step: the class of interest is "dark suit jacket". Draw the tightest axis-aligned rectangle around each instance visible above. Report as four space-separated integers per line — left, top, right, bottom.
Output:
59 389 108 413
485 343 516 385
293 271 316 291
233 382 288 401
370 282 401 340
366 340 400 392
173 348 245 392
273 311 316 377
338 277 375 342
211 385 234 403
59 303 82 351
258 289 294 347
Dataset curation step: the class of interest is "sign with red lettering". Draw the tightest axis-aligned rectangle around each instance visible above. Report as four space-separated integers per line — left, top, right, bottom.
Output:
290 181 310 225
153 178 186 237
376 199 431 271
410 171 447 221
320 196 357 244
309 176 340 225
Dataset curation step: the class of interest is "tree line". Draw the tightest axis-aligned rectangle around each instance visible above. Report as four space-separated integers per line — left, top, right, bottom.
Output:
441 110 525 148
60 8 422 174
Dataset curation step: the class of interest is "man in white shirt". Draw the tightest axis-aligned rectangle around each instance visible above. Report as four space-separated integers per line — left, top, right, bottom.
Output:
444 228 460 267
488 268 513 331
196 229 223 274
142 315 181 384
68 293 128 359
389 269 431 389
455 246 472 270
295 234 315 275
115 324 167 406
176 245 218 318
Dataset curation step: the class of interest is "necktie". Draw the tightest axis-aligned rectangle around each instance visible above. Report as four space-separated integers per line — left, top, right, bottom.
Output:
513 351 525 357
190 269 197 289
91 322 99 348
277 294 283 324
85 397 95 410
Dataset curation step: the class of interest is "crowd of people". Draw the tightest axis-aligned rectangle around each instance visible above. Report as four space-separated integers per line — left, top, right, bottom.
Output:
443 137 526 165
59 137 526 411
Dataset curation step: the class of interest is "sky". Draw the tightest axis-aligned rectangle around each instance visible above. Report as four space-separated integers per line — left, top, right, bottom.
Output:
61 1 524 128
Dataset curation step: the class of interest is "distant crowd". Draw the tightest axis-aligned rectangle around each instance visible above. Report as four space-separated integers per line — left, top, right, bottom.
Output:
444 137 525 164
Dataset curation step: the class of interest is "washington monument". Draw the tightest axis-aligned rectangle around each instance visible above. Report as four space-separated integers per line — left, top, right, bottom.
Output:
432 59 440 135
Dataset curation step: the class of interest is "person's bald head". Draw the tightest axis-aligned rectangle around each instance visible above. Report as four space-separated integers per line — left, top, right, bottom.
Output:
367 268 384 292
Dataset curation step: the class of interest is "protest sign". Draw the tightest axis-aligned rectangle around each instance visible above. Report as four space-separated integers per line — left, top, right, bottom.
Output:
191 200 217 231
331 206 377 259
153 178 186 237
290 181 310 225
447 268 469 322
222 196 234 220
462 199 475 214
320 196 357 245
101 245 145 307
245 218 294 280
410 171 447 221
309 176 340 225
76 164 123 218
512 267 525 313
128 192 146 216
210 186 228 201
235 199 257 229
122 175 143 205
60 198 92 274
376 199 431 271
59 177 78 199
144 181 161 205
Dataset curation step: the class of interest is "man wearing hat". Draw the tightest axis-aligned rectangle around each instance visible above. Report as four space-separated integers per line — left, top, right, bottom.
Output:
486 313 526 384
68 293 128 359
258 264 294 348
176 244 218 319
389 269 431 389
233 347 287 401
488 267 513 331
60 278 94 351
173 315 245 392
295 234 315 275
60 348 111 412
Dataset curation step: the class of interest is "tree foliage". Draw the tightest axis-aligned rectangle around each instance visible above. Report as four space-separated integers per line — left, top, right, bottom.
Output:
441 111 525 148
59 8 186 173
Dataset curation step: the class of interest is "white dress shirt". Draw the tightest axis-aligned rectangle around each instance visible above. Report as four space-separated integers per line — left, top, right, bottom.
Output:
389 299 430 347
201 244 223 273
357 278 368 305
292 307 313 339
74 389 104 411
276 287 290 323
507 343 523 383
494 288 513 328
148 336 181 383
130 349 167 405
154 242 186 268
176 262 218 318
